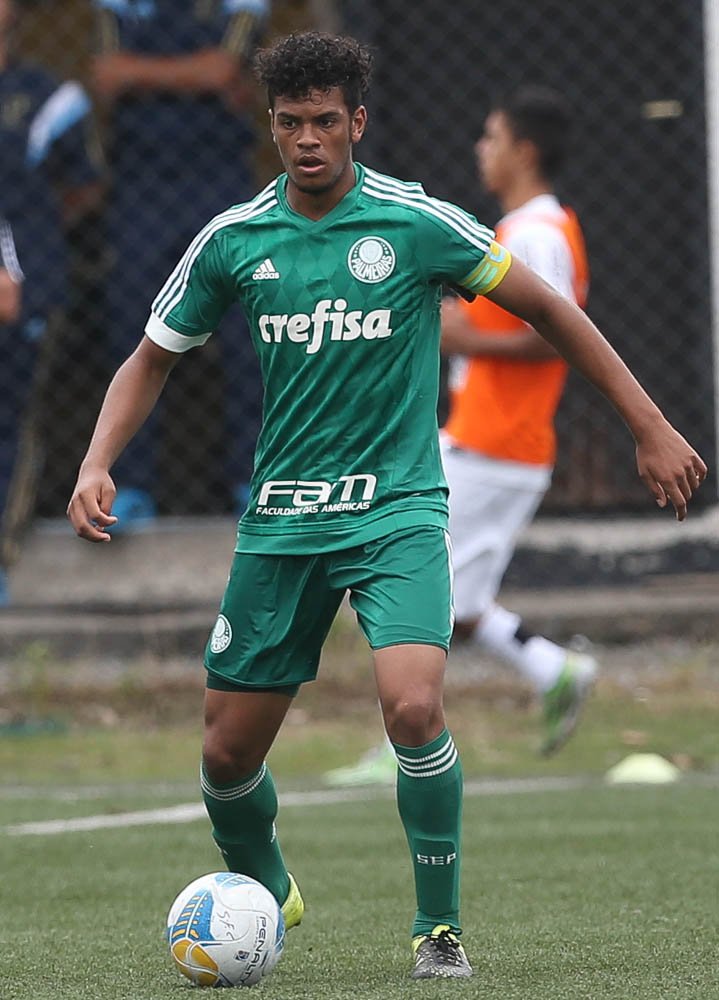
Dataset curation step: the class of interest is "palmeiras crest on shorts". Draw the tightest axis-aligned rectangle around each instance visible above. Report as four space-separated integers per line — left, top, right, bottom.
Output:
347 236 396 283
210 614 233 653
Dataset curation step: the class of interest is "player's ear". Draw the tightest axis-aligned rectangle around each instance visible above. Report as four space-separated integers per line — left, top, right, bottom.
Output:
517 137 540 172
351 105 367 144
268 109 276 143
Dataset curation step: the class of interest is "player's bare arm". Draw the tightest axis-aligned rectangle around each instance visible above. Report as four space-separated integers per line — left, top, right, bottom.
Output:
486 256 707 520
67 337 180 542
440 295 558 360
92 49 245 103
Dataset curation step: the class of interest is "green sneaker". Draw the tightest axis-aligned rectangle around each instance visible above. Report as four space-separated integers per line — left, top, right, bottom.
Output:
541 651 597 756
322 744 397 787
411 925 473 979
281 873 304 930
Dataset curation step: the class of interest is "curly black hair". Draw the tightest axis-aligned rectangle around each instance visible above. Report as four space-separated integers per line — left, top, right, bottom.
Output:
254 31 373 111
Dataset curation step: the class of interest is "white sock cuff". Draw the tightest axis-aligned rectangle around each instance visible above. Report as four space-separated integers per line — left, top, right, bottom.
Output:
474 603 521 652
394 732 458 779
200 762 267 801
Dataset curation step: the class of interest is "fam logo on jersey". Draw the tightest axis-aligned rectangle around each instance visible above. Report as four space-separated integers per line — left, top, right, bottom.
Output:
210 614 232 654
255 474 377 517
347 236 396 284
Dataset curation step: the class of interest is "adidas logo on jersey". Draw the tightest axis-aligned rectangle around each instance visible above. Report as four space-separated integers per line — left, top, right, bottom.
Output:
252 258 280 280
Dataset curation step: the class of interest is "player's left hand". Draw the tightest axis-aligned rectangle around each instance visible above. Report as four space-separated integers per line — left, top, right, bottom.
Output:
635 421 707 521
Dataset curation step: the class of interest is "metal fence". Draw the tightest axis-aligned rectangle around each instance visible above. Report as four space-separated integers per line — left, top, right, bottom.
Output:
1 0 716 561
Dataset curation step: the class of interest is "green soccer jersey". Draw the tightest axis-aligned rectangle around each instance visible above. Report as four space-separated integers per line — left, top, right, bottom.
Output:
146 163 511 554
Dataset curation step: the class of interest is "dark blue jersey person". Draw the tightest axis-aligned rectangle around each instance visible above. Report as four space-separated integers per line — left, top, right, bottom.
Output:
0 0 101 604
92 0 268 528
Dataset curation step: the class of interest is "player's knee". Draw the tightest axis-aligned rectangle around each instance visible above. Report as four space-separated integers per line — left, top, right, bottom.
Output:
202 728 264 784
383 695 444 747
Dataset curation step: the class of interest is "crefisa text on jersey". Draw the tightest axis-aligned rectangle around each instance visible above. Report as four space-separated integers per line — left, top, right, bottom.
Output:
258 299 392 355
256 474 377 516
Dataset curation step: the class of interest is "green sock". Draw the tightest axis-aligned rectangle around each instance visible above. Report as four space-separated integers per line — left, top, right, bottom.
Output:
393 729 463 937
201 761 290 906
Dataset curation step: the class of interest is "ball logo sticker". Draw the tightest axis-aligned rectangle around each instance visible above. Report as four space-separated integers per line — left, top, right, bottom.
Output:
348 236 396 283
210 614 232 653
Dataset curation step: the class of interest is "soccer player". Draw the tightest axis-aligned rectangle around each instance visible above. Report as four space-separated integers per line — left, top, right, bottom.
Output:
440 86 596 756
67 32 706 981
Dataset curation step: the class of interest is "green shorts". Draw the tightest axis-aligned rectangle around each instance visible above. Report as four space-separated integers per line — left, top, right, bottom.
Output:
204 525 453 693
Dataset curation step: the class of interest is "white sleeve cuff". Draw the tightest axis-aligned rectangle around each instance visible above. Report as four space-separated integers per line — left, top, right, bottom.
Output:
0 220 24 283
145 312 212 353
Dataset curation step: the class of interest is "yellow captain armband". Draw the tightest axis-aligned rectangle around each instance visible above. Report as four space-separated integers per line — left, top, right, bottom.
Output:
460 241 512 296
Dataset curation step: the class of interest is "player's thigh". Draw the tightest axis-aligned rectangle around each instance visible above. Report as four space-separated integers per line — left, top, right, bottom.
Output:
337 525 454 652
205 551 344 692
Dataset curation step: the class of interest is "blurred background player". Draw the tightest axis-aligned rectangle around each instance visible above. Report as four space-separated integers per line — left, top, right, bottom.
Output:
0 0 101 604
440 86 597 755
91 0 268 528
0 215 24 598
325 85 596 785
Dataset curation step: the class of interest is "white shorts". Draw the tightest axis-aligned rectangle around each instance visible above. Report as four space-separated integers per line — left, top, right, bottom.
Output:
441 437 552 621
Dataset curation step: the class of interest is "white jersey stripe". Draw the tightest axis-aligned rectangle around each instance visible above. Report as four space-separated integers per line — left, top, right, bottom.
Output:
363 182 491 254
363 166 426 194
153 186 277 315
443 529 455 633
155 194 277 319
363 177 493 253
364 167 493 236
363 167 494 245
152 196 273 315
363 180 493 254
153 181 278 316
152 181 275 309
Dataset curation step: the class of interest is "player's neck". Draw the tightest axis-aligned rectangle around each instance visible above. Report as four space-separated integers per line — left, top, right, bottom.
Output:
286 161 358 221
500 176 553 214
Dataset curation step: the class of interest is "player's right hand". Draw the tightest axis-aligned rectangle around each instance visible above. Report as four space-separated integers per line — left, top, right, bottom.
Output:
66 467 118 542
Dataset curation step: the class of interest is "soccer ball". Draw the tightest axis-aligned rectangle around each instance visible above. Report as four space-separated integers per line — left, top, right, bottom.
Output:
166 872 285 987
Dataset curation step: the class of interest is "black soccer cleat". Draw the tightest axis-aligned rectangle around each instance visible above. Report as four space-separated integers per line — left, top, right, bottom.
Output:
410 925 473 979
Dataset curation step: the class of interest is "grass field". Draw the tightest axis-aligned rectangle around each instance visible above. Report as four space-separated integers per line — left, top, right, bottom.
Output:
2 635 718 783
1 636 718 998
1 778 718 1000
